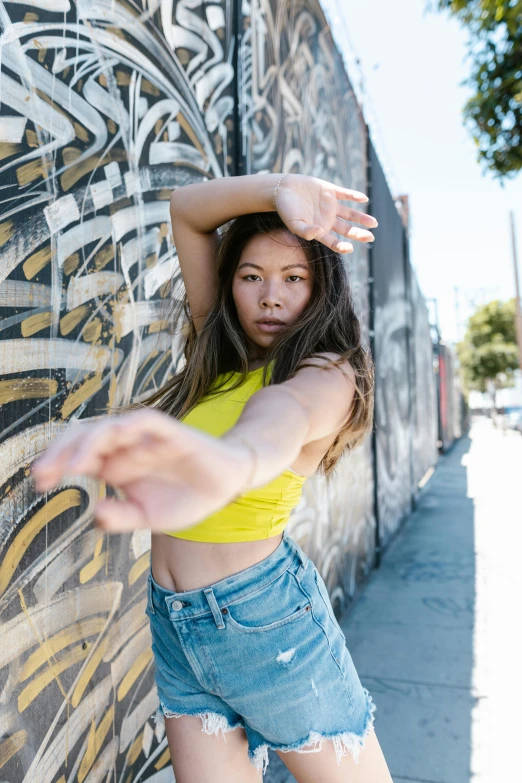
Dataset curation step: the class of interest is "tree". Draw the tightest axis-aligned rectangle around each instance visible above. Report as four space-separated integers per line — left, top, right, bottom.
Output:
457 298 520 407
434 0 522 180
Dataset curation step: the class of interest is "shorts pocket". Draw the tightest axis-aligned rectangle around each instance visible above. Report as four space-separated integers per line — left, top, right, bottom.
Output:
313 567 346 642
223 567 312 633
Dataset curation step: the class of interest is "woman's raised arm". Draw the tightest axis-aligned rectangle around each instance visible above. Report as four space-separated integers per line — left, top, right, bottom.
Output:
170 174 376 332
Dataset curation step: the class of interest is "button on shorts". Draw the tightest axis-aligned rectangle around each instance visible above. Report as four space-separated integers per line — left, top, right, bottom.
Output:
145 529 376 775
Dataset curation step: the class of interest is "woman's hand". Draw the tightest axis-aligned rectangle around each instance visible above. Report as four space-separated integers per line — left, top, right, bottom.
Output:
31 410 253 534
274 174 378 253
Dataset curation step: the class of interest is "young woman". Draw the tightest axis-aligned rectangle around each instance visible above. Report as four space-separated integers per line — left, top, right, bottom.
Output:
33 173 393 782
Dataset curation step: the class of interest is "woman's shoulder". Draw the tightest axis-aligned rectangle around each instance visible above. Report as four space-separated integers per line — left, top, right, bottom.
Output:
295 352 355 380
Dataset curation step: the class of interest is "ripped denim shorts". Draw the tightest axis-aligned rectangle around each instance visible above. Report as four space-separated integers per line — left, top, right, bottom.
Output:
145 529 376 776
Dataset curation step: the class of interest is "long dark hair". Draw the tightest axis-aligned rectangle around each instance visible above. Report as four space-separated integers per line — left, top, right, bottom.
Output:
133 211 374 478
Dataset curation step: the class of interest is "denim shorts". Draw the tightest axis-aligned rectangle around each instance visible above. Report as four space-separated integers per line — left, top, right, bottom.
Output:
145 530 376 775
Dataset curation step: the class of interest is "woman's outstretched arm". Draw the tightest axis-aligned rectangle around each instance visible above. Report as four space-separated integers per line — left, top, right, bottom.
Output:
31 356 355 534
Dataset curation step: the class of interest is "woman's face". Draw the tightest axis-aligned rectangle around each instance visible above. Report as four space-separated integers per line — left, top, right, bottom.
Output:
231 230 313 354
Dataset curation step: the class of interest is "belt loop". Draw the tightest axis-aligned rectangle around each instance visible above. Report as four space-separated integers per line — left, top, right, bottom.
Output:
286 534 308 569
203 587 225 629
147 574 156 615
285 534 308 582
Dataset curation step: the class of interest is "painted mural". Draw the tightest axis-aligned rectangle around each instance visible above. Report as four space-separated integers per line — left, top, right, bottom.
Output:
368 138 413 548
408 267 438 491
0 0 235 778
0 0 437 779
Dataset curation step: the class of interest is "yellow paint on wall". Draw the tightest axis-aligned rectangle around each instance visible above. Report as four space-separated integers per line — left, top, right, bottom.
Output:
148 320 168 333
0 378 58 404
78 704 115 783
25 128 39 147
61 373 103 419
20 617 106 681
94 245 114 271
154 746 171 769
80 551 108 583
177 112 208 163
0 143 22 161
60 304 90 335
0 730 27 770
71 636 109 708
117 647 153 702
82 318 102 344
107 372 118 412
128 552 150 587
141 78 160 96
94 536 103 558
73 121 89 143
61 149 127 192
63 252 80 275
62 146 82 165
23 245 52 279
126 731 145 766
0 220 14 247
16 158 51 186
18 644 89 713
0 489 81 597
21 310 52 337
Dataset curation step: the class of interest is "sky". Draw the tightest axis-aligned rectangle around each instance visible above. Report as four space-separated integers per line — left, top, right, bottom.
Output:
323 0 522 345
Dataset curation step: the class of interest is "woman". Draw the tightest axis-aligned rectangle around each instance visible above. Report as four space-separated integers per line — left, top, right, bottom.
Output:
33 173 393 782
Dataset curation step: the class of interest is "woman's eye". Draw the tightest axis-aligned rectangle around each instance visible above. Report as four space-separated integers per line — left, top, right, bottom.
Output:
242 275 304 282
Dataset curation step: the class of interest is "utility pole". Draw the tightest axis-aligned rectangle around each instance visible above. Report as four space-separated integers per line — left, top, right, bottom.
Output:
510 211 522 372
454 285 460 343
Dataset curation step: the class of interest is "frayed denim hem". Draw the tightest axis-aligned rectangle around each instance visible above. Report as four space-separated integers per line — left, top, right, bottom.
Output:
152 699 246 743
250 688 377 775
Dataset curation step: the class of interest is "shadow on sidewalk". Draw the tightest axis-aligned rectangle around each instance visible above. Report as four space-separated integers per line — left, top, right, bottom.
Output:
344 435 475 783
265 435 475 783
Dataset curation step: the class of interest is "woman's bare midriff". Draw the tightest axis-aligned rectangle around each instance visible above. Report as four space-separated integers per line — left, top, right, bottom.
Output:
151 533 285 593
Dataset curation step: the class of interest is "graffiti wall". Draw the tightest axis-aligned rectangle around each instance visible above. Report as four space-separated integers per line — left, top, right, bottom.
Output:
368 138 413 547
0 0 437 779
408 266 439 492
0 0 236 778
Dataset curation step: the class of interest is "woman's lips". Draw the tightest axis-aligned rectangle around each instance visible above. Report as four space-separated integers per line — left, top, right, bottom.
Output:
256 322 285 332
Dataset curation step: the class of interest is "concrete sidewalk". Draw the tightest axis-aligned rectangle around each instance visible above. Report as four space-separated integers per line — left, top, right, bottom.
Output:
267 419 522 782
342 419 522 783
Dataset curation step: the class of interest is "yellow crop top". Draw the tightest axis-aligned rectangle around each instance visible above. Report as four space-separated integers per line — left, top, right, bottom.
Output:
163 362 307 542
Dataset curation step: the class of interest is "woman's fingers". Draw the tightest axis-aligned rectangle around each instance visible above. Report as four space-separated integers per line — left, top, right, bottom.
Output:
32 410 180 491
332 217 375 243
338 202 378 228
93 498 148 532
334 186 370 203
32 421 95 490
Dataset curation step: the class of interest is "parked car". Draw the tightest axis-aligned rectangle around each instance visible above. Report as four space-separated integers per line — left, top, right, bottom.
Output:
505 409 522 434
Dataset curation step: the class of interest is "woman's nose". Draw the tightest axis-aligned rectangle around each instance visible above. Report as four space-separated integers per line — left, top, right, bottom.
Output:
260 284 282 308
